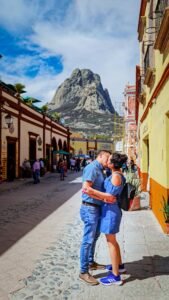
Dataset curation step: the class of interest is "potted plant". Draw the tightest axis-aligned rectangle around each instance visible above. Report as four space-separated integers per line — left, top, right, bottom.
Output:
161 196 169 234
125 172 141 211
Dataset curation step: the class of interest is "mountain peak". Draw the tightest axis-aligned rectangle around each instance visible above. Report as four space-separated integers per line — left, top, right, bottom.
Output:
49 68 115 114
48 68 115 136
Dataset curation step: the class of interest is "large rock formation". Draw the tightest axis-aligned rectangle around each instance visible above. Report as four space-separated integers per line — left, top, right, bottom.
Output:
48 68 115 136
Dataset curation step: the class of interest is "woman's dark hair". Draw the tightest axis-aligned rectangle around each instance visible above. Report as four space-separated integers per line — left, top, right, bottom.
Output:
110 152 128 169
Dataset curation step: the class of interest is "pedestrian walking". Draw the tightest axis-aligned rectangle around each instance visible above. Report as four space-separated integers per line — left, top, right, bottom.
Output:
83 153 128 286
32 159 40 184
81 158 87 170
76 158 81 172
58 159 65 180
70 157 76 171
22 158 31 178
128 159 137 173
39 158 45 176
79 150 116 285
63 159 67 177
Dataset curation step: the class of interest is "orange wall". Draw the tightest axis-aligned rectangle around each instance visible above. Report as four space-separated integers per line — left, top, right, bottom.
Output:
140 171 148 192
150 178 169 233
140 172 168 232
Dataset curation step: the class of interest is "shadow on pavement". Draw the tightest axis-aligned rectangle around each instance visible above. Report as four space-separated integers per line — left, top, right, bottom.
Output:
94 255 169 283
0 172 82 255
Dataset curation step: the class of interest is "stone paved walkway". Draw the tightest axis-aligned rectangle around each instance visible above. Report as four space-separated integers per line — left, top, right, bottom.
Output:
0 175 169 300
8 193 169 300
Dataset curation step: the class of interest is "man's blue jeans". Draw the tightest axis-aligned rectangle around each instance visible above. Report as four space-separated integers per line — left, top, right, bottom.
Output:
80 204 101 273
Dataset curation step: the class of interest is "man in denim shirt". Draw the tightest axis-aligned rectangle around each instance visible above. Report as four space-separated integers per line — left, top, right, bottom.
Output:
79 150 115 285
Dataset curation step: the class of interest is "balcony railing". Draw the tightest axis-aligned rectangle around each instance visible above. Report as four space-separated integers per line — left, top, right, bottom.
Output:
155 0 169 34
143 45 155 87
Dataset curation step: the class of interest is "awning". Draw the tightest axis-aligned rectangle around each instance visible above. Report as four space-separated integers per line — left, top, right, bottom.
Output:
75 154 90 158
53 150 70 155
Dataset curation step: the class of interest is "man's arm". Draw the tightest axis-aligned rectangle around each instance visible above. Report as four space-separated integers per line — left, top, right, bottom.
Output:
82 181 104 200
82 183 116 203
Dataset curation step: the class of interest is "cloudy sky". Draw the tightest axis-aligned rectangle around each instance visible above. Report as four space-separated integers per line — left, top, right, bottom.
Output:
0 0 140 105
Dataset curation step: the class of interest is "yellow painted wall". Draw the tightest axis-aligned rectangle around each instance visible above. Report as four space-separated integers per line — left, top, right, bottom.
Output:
97 142 112 151
88 141 95 148
138 2 169 232
140 80 169 231
70 140 87 155
70 139 114 155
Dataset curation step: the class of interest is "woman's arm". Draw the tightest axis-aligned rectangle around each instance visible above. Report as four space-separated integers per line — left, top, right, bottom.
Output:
82 186 116 203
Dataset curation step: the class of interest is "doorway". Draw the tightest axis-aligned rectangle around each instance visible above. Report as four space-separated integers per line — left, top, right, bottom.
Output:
7 140 16 181
29 138 36 164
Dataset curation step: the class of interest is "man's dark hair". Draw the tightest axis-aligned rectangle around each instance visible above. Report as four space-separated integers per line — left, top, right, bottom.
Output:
96 150 112 157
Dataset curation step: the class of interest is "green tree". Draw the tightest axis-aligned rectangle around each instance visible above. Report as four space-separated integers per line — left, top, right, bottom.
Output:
41 104 48 114
51 112 61 122
14 83 26 97
23 97 41 107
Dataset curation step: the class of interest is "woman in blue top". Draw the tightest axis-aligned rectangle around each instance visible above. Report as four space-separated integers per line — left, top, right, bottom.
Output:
83 152 127 286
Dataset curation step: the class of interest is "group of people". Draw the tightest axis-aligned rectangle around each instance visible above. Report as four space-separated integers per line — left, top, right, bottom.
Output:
70 157 83 172
79 150 129 286
122 159 137 174
22 158 45 184
58 157 86 180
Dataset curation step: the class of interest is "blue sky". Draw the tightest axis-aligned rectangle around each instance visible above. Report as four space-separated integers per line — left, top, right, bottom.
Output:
0 0 140 105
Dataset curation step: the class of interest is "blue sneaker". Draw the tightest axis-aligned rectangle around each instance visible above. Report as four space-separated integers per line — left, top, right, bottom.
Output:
100 272 123 286
106 263 126 273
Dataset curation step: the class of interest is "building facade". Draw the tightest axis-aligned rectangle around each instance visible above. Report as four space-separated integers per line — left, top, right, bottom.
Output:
137 0 169 232
124 85 137 161
70 133 114 158
0 83 70 181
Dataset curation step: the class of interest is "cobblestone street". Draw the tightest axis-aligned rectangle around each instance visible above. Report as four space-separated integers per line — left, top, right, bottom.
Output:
0 173 169 300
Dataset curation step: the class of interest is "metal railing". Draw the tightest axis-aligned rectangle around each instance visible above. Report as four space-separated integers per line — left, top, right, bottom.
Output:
155 0 169 33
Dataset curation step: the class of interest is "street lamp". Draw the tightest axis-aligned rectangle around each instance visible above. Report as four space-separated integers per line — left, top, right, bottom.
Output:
5 114 13 128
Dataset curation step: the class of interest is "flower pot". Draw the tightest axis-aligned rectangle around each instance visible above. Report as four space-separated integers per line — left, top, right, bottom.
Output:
129 196 141 211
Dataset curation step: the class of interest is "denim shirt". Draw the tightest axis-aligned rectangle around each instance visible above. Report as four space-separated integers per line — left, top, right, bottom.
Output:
82 160 104 206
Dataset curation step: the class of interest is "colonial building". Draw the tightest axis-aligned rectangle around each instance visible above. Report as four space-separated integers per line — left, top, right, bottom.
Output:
137 0 169 232
0 82 70 181
70 132 114 158
124 85 137 161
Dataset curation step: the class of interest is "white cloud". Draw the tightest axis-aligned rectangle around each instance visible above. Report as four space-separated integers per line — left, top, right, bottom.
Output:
0 0 140 104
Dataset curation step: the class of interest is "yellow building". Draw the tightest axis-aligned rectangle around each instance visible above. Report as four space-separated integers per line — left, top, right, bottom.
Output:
0 82 70 181
137 0 169 232
70 132 114 158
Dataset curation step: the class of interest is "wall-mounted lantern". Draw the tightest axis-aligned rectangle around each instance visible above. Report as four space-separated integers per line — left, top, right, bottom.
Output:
5 114 13 128
37 136 42 146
